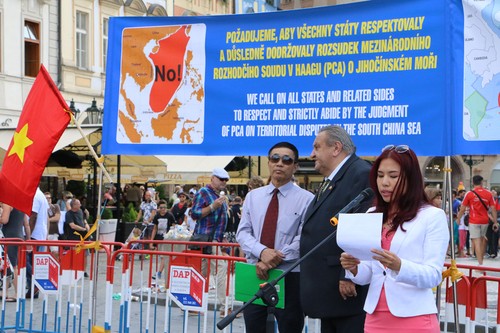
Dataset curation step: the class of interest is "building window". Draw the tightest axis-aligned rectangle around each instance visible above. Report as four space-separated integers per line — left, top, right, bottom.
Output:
76 11 88 69
24 20 40 77
103 18 108 72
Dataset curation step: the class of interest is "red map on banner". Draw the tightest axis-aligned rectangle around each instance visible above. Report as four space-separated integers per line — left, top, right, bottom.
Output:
149 26 190 113
117 24 204 145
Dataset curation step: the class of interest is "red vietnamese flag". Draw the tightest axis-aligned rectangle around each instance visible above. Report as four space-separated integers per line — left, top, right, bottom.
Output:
0 65 71 214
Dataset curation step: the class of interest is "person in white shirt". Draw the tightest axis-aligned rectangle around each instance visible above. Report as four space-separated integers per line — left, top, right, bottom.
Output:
236 142 313 332
26 187 49 298
30 187 49 242
340 145 449 333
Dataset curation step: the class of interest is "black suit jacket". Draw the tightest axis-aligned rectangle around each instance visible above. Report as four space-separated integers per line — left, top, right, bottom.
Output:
300 154 372 318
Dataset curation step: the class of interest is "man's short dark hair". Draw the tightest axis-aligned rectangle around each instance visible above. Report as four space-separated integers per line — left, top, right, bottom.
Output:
268 142 299 162
472 175 483 186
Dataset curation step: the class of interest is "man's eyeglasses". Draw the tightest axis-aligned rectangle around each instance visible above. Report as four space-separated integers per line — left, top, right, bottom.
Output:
269 154 295 165
216 176 229 182
159 206 167 209
269 153 295 165
381 144 410 154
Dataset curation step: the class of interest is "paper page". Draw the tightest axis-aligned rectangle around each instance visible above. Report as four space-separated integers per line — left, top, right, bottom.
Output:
337 213 383 260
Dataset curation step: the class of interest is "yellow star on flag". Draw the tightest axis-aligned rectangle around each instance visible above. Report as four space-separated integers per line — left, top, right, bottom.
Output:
8 123 34 163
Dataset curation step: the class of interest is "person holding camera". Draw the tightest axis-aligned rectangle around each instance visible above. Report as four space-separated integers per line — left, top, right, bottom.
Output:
190 168 230 316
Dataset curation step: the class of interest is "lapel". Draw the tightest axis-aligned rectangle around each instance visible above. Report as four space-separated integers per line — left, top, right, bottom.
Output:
389 215 419 255
375 214 420 272
304 155 359 222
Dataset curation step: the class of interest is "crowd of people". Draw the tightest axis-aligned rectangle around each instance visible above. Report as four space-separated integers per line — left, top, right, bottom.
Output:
1 124 500 332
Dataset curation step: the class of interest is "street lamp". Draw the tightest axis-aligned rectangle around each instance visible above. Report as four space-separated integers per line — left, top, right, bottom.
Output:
462 155 485 189
86 98 102 124
69 99 80 120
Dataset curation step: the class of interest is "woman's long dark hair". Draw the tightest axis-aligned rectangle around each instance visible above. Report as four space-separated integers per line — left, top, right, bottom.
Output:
369 147 431 234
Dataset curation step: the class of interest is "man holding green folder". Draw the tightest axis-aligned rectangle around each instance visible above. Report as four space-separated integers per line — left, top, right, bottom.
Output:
237 142 313 333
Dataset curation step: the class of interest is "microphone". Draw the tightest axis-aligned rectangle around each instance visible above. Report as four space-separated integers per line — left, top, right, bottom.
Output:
217 187 374 331
330 188 374 226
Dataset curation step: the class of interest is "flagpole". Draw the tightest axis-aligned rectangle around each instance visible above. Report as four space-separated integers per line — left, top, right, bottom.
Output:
437 156 461 333
445 156 460 333
68 112 114 185
92 166 105 328
68 108 111 329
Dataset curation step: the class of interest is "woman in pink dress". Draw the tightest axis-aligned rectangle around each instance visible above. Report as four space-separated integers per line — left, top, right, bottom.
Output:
340 145 449 333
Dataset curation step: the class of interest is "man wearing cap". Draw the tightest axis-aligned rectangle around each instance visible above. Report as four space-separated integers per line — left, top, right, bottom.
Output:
171 190 188 225
189 186 198 200
191 167 231 316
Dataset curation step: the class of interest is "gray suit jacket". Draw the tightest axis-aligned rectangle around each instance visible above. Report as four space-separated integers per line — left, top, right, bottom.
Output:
300 154 372 318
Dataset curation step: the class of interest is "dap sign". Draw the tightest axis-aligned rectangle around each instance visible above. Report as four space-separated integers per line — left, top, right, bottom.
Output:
34 253 60 294
168 265 206 310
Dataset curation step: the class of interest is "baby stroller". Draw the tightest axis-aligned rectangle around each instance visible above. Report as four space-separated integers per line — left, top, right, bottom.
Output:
0 240 13 289
117 225 148 261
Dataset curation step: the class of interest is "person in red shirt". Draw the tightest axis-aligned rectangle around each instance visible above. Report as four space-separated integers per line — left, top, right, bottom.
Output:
457 175 498 266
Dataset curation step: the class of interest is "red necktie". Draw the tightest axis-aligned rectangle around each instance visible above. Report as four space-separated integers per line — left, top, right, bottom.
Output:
261 188 279 249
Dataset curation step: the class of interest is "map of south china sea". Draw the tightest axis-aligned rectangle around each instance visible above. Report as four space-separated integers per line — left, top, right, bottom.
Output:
117 24 206 144
463 0 500 141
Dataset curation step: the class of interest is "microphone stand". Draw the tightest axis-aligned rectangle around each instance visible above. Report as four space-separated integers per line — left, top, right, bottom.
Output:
217 227 339 330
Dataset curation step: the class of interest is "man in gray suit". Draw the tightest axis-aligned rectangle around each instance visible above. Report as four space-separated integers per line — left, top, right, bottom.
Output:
300 125 372 333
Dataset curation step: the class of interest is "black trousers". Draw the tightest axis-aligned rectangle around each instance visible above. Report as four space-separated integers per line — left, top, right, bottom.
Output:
243 272 303 333
487 223 499 256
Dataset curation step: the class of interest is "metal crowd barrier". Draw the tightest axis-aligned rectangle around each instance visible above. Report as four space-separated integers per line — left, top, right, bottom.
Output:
441 262 500 333
0 238 253 333
9 238 498 333
0 238 115 333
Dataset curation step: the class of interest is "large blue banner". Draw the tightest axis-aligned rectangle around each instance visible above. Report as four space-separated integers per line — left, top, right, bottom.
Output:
102 0 499 156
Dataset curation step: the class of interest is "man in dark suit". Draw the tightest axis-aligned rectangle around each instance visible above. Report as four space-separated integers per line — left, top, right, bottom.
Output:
300 125 372 333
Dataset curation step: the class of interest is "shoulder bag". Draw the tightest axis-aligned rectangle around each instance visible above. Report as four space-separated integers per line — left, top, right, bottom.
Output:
189 211 218 255
471 190 494 225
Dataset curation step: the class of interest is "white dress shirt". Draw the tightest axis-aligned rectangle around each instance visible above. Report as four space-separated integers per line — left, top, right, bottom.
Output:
236 181 313 272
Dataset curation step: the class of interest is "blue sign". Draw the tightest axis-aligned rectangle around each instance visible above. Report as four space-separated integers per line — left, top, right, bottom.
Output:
36 279 57 292
170 293 202 307
102 0 500 157
168 266 205 309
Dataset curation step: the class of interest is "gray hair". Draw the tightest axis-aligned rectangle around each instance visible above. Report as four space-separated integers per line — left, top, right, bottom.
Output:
319 125 356 154
70 199 80 207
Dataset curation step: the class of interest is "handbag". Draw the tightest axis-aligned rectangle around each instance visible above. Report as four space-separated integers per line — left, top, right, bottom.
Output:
189 200 224 254
471 190 494 225
189 233 213 254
